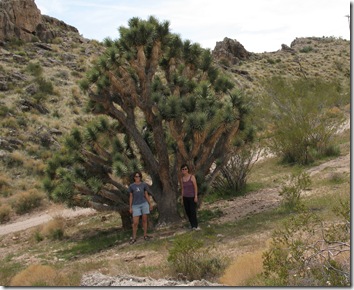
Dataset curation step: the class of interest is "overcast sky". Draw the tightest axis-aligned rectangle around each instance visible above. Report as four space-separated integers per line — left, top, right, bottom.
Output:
34 0 350 53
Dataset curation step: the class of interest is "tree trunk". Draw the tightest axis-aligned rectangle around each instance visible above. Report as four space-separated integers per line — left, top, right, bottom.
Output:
154 185 181 226
119 209 132 230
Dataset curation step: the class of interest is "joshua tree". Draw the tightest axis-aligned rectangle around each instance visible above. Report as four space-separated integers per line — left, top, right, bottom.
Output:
45 16 250 227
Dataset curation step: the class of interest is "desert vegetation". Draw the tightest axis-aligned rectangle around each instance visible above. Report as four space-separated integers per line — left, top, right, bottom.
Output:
0 14 350 286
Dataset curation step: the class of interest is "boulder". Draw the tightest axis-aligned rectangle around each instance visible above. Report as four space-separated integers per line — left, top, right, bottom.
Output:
212 37 252 65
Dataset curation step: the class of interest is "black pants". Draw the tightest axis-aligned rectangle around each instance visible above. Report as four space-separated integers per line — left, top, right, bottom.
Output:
183 196 198 228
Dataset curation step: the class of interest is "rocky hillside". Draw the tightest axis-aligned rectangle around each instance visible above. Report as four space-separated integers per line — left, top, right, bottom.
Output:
0 0 350 223
0 0 78 42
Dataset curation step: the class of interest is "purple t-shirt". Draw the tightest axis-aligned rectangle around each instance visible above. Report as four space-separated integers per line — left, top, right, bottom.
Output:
182 175 195 197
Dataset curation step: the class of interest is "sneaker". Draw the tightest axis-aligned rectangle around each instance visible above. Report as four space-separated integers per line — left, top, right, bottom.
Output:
192 227 201 231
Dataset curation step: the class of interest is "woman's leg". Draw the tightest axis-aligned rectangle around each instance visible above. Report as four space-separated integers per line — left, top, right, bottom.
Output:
189 201 198 228
142 214 148 237
183 197 193 227
132 215 140 239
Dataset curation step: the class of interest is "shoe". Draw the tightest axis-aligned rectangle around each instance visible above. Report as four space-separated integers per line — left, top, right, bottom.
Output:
129 238 136 244
192 227 201 231
144 235 151 241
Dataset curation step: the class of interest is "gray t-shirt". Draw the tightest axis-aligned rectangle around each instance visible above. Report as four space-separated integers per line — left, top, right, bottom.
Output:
128 182 150 205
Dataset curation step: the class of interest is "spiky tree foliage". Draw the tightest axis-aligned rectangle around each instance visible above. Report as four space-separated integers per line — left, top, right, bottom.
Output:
44 117 139 229
70 16 248 225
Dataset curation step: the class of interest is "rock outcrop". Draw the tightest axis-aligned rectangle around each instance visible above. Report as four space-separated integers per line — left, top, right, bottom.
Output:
212 37 252 65
0 0 79 42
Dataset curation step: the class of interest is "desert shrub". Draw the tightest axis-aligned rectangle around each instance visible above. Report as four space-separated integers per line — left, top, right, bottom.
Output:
260 77 346 165
278 171 311 212
33 230 44 242
7 38 25 48
0 175 11 197
300 46 313 53
23 158 46 176
9 264 69 286
0 205 11 223
40 216 66 240
211 137 258 197
52 37 63 44
26 62 43 77
11 190 44 214
38 77 54 94
3 151 24 168
1 116 19 130
167 233 226 281
0 104 12 117
262 200 350 286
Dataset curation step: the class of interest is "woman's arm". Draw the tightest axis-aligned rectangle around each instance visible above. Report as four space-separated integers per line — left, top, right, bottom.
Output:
144 191 153 210
180 177 184 203
191 175 198 202
129 192 133 213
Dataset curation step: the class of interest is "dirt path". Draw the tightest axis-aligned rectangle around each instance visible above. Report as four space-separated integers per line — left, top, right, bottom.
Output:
0 207 96 236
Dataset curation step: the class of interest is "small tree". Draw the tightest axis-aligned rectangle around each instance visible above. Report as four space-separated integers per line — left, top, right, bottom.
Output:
261 77 346 165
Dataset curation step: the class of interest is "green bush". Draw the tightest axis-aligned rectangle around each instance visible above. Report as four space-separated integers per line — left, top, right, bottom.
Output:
31 77 54 102
26 62 43 77
167 233 226 281
279 171 311 212
300 46 313 53
0 105 13 117
261 77 346 165
37 77 54 95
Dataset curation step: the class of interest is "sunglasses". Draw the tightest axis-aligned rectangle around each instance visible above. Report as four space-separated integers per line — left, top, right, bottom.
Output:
181 168 188 170
134 175 141 178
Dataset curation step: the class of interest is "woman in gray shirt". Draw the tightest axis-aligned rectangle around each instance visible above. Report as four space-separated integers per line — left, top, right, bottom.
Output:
128 171 153 244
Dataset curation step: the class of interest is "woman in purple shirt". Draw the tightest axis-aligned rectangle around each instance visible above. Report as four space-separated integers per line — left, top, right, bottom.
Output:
180 164 200 230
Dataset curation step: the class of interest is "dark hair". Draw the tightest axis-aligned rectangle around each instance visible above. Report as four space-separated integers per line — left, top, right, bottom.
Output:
180 164 189 170
132 171 142 181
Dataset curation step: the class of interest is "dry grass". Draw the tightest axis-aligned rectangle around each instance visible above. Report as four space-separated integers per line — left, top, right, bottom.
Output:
39 216 66 240
0 204 11 223
9 264 70 286
11 189 45 214
219 248 266 285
